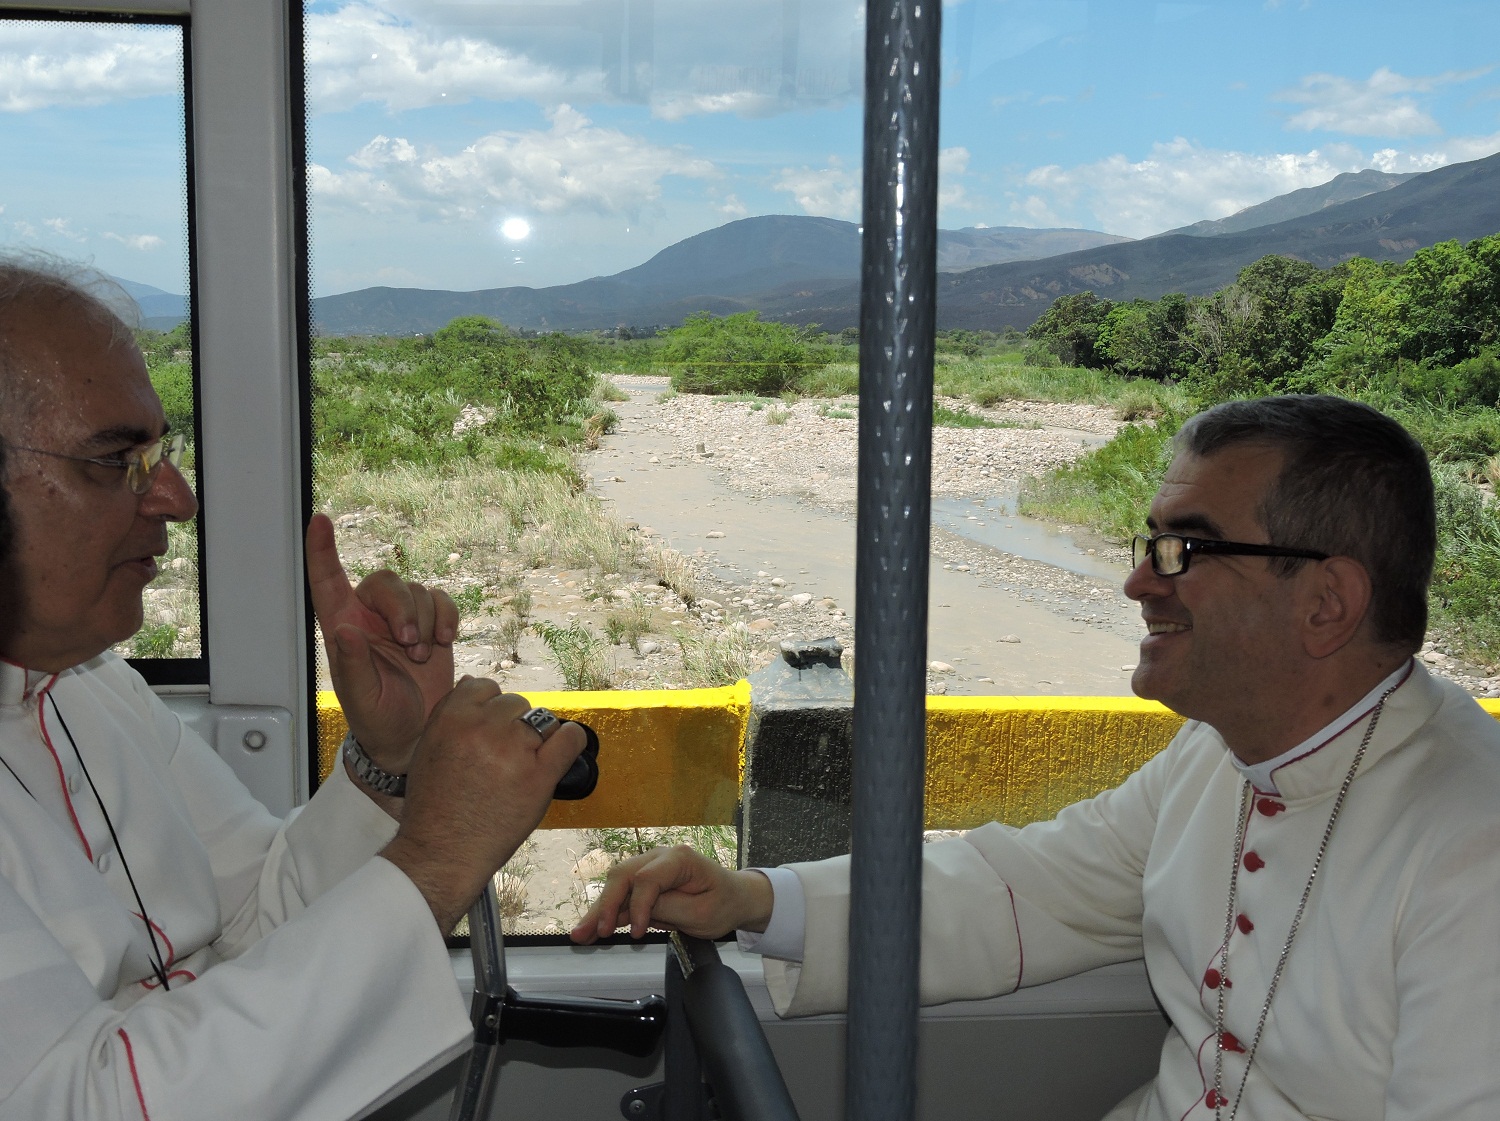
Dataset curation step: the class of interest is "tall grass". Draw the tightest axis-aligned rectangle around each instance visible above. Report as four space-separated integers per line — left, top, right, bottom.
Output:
935 354 1191 417
678 627 755 687
320 458 642 578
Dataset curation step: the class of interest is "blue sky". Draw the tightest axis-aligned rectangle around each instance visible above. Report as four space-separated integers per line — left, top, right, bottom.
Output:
3 1 1500 297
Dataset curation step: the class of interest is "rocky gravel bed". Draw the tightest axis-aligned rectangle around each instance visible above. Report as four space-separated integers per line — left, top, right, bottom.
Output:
616 377 1119 513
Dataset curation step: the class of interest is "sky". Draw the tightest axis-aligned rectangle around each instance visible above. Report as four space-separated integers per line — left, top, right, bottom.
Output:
3 1 1500 297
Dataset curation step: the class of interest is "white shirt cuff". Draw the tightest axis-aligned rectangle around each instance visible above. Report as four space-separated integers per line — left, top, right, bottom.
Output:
735 866 806 962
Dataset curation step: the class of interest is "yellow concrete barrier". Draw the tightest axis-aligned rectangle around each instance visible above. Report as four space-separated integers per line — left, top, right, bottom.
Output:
317 685 750 828
925 696 1183 829
315 691 1500 833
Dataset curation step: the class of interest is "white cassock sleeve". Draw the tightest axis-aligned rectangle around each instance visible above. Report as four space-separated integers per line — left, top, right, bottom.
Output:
0 658 473 1120
760 731 1173 1017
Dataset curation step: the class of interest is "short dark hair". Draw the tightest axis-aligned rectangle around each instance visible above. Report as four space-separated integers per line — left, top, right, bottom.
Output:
1175 395 1434 650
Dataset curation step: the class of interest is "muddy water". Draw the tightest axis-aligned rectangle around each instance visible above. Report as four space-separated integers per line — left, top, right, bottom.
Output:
589 384 1143 696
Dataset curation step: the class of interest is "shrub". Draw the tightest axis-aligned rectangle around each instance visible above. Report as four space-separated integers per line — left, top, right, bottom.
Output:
532 619 613 690
1391 349 1500 410
1431 464 1500 666
661 312 829 395
311 319 606 471
130 623 179 659
1019 414 1183 541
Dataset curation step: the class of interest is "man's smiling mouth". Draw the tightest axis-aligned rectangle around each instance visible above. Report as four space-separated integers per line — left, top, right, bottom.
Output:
1146 622 1190 635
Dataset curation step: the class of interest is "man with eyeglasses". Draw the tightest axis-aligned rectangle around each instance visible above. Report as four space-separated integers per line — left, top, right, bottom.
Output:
577 394 1500 1120
0 260 588 1119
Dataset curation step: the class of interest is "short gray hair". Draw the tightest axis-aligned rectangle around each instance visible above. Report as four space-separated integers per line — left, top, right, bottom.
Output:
1175 395 1434 650
0 254 138 436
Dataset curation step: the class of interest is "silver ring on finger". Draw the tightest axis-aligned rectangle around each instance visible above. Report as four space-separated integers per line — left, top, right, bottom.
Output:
519 706 561 741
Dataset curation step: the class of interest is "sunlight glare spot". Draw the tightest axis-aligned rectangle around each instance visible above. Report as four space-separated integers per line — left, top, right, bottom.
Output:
500 218 531 241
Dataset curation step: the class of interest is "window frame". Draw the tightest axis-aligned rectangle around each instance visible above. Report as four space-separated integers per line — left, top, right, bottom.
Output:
2 0 317 809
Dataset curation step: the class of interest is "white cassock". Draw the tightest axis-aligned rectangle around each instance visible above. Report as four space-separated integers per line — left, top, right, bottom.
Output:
762 662 1500 1120
0 654 473 1120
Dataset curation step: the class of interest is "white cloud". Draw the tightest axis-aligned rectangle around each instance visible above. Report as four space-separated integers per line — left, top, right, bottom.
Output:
1011 133 1500 237
716 193 749 217
940 147 971 177
310 105 716 220
0 22 180 112
306 3 600 113
103 232 165 251
774 157 860 220
1017 139 1371 237
42 217 86 242
1275 67 1490 137
652 89 782 122
939 146 974 212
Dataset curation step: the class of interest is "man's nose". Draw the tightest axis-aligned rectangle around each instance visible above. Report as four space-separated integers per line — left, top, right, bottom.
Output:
1123 551 1170 602
139 459 199 523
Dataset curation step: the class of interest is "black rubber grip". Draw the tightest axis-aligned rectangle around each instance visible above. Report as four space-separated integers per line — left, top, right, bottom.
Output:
552 721 599 800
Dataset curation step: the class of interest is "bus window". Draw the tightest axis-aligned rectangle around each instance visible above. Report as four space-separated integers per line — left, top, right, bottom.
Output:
0 11 203 684
301 0 1500 938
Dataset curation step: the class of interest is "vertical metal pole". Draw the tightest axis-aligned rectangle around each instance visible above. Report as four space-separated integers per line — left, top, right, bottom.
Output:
449 884 507 1121
848 0 940 1118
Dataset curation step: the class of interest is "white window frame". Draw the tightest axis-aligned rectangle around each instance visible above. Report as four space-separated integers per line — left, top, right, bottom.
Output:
1 0 313 812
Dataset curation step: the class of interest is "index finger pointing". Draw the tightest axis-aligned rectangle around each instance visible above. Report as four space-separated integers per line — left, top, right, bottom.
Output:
305 514 357 628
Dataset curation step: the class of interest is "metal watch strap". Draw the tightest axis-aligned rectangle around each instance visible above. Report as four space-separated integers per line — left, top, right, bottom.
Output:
341 730 408 797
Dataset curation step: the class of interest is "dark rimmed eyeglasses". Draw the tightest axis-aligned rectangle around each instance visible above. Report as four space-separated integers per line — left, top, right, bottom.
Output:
1131 532 1329 576
8 432 185 496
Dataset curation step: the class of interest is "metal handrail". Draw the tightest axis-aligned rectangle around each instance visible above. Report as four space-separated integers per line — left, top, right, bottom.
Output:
672 935 800 1121
848 0 943 1118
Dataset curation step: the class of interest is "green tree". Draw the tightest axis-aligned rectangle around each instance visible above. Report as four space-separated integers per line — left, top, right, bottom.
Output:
1232 255 1344 386
660 311 828 395
1392 238 1500 366
1097 294 1191 381
1026 291 1114 368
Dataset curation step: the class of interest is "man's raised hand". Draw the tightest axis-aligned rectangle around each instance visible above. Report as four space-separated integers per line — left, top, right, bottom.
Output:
569 845 774 944
306 513 457 774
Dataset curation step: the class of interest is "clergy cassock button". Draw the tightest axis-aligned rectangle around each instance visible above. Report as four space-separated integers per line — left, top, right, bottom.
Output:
1256 797 1286 816
95 852 111 873
1236 913 1254 935
1204 968 1223 989
1205 1090 1228 1108
67 771 82 794
1243 851 1266 872
1221 1031 1245 1053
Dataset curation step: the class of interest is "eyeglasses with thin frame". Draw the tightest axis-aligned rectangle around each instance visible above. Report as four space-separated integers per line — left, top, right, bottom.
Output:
1132 532 1329 576
7 432 186 496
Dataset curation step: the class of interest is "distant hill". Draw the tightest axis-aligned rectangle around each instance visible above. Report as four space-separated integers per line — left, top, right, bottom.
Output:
111 277 188 330
764 150 1500 332
1160 168 1416 238
311 217 1128 336
938 225 1132 268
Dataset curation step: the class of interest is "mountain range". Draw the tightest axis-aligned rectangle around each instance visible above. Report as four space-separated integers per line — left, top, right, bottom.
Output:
126 150 1500 336
306 221 1129 336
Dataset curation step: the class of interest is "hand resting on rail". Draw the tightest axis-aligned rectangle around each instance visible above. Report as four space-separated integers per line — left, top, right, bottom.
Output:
570 844 775 943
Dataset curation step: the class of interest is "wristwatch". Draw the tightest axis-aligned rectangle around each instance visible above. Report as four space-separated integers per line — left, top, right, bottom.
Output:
341 730 408 797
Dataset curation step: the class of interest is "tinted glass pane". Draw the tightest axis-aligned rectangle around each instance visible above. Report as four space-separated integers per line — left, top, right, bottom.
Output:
0 15 201 671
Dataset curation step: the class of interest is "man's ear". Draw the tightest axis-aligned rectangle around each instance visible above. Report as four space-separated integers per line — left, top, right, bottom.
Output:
1303 556 1373 659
